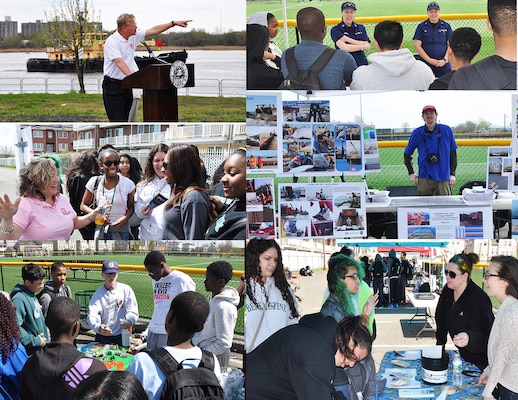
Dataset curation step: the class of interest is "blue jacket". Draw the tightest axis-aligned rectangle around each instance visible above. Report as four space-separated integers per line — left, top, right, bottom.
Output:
0 342 28 400
404 123 457 181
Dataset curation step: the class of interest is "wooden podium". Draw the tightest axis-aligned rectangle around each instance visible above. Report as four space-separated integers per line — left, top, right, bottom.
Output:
122 63 194 122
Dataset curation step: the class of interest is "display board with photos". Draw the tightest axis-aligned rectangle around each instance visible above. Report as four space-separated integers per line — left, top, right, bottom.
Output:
397 205 493 239
487 146 513 191
278 182 367 239
247 177 276 239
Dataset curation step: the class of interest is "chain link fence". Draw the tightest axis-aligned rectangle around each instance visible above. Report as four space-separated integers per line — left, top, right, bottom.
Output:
271 14 493 60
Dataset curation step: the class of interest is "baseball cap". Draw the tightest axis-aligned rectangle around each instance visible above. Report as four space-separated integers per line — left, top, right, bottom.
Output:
427 2 440 10
341 1 356 10
102 260 119 274
422 105 437 113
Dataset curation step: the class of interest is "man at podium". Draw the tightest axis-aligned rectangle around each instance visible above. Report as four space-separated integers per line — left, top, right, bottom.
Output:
103 13 192 122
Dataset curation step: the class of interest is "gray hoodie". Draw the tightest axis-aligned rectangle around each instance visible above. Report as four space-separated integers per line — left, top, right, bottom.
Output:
350 48 435 90
192 286 240 359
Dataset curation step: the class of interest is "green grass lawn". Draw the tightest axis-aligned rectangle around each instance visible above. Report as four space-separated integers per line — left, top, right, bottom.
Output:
247 0 487 20
0 93 245 122
1 253 244 334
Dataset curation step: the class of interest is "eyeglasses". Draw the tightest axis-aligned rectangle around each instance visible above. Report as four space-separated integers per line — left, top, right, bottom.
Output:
344 273 360 280
103 160 120 167
444 269 459 279
161 162 168 170
483 271 500 279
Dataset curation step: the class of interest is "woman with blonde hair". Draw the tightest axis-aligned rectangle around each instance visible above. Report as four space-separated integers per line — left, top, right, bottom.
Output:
0 158 100 240
162 144 211 240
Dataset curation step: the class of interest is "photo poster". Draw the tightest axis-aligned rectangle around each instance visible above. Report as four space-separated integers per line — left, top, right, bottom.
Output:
512 199 518 239
278 182 367 239
362 125 381 172
246 177 276 239
513 94 518 191
487 146 513 191
280 100 365 177
397 205 493 240
246 92 282 174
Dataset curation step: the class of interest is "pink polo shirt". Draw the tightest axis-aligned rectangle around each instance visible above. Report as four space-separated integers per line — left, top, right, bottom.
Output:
14 195 77 240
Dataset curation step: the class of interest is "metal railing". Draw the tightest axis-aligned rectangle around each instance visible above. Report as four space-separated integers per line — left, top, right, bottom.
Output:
0 76 245 97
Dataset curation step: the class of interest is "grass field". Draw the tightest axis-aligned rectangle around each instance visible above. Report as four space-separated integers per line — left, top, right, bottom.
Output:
247 0 488 20
0 253 245 334
247 0 494 57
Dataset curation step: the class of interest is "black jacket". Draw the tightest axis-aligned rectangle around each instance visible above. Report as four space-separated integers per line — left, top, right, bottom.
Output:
205 198 245 240
20 342 106 400
247 313 345 400
435 279 494 366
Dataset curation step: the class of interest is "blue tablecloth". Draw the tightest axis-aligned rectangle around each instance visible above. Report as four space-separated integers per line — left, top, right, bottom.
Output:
375 350 484 399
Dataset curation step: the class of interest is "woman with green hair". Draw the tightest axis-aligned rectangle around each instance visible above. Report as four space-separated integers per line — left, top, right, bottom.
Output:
321 253 383 400
321 253 377 334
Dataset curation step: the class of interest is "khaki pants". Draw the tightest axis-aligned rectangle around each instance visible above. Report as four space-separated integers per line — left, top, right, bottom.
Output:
417 178 451 196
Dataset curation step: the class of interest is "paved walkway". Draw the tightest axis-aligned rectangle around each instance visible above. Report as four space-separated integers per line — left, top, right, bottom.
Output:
293 269 454 369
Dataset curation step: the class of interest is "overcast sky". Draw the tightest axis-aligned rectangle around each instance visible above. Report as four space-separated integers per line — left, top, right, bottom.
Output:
5 0 245 33
281 90 515 129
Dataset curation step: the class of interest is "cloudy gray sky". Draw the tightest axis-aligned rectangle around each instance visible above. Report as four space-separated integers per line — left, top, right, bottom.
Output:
5 0 245 33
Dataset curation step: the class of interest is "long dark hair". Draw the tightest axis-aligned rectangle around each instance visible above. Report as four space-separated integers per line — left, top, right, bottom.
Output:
140 143 169 185
165 144 207 208
490 256 518 299
0 294 21 362
66 151 99 191
119 154 142 185
245 239 298 319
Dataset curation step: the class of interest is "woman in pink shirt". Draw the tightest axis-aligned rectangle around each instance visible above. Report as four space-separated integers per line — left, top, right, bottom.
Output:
0 158 101 240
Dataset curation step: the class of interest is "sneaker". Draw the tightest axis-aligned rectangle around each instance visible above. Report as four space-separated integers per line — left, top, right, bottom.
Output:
388 303 394 308
395 303 399 308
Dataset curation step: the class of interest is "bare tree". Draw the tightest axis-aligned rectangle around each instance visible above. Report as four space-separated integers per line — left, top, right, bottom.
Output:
45 0 100 94
0 145 14 158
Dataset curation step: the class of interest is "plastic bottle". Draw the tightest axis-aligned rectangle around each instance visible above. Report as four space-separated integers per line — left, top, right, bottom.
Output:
452 352 463 387
120 319 130 347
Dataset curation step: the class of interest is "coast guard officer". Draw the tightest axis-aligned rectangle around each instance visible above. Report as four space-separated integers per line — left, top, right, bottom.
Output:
413 2 452 77
330 1 370 66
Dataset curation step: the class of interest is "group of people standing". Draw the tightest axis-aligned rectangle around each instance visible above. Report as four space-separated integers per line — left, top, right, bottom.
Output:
0 251 242 400
247 0 516 90
0 143 246 241
244 241 518 399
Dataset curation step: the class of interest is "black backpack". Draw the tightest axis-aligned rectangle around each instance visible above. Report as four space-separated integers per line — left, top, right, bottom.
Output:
147 348 224 400
280 47 336 90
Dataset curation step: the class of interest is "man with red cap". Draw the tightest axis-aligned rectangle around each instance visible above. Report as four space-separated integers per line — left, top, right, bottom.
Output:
404 105 457 196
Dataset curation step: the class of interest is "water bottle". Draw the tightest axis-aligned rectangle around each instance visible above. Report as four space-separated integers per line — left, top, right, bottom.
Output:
452 352 463 387
120 319 130 347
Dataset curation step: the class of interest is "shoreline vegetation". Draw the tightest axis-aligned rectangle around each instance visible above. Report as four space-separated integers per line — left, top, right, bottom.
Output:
0 45 244 53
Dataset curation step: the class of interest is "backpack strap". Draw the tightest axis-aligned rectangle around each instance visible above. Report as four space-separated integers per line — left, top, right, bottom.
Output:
199 349 215 371
474 57 512 90
285 47 298 77
284 47 336 88
147 348 181 376
307 48 336 75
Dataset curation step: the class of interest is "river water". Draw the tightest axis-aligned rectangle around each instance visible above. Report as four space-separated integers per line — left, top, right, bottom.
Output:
0 50 245 96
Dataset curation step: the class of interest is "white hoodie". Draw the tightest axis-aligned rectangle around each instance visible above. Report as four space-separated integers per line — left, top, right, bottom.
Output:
350 48 435 90
192 286 240 358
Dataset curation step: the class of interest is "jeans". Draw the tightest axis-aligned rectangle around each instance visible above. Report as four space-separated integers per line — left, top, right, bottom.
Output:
95 333 122 346
500 384 518 400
